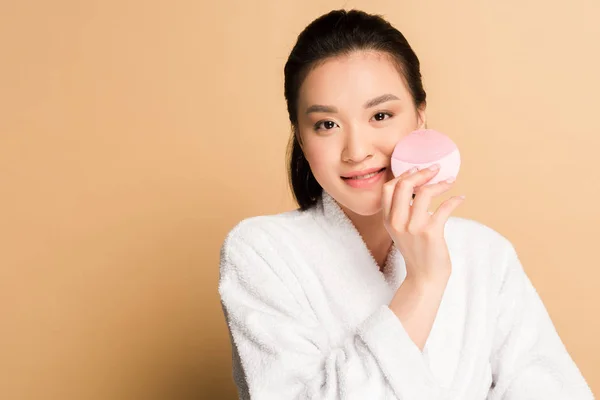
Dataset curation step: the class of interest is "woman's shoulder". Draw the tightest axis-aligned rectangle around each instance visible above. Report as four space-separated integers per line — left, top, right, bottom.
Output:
220 206 317 258
446 215 515 259
447 215 510 241
445 215 518 291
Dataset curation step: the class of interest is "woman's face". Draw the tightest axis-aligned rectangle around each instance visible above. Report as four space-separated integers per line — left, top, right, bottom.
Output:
296 50 426 216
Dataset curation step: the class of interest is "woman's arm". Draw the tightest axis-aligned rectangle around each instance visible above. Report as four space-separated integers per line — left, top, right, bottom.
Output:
389 273 450 351
487 244 594 399
219 229 443 400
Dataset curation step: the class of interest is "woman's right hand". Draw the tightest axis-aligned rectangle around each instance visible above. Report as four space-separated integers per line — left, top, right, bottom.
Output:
381 164 465 284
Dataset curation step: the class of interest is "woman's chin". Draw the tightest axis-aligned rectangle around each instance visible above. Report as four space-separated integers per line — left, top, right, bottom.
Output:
353 203 383 217
337 192 383 217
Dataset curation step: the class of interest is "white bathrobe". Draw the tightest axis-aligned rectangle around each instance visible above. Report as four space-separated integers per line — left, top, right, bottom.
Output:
218 190 594 399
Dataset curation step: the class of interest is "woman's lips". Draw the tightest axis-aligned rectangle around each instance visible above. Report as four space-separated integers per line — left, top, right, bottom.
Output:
342 167 386 188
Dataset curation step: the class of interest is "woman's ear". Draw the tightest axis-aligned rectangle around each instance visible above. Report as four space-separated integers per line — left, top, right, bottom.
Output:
416 104 427 129
294 128 305 151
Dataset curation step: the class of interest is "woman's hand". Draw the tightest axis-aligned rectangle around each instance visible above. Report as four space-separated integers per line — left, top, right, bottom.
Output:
381 164 465 284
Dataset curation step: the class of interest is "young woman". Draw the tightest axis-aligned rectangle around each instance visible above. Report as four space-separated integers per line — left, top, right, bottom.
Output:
218 9 593 399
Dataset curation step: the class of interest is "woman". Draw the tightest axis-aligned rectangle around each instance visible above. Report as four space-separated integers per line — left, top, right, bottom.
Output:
218 9 593 399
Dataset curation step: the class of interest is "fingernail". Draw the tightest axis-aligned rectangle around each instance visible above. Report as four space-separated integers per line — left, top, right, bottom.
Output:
408 167 418 174
445 177 455 183
428 163 440 171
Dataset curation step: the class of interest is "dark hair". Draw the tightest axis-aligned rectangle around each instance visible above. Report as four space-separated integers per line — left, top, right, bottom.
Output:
284 9 427 211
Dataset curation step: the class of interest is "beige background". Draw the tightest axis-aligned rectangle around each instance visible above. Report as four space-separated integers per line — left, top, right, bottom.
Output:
1 0 598 398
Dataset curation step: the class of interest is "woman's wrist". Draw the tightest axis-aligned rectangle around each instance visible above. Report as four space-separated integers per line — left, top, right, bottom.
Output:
389 273 449 350
404 267 451 289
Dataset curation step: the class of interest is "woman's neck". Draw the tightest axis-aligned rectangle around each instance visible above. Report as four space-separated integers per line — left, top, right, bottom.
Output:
343 207 393 271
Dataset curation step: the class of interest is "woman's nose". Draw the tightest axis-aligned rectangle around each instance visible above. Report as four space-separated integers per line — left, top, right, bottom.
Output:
342 130 373 163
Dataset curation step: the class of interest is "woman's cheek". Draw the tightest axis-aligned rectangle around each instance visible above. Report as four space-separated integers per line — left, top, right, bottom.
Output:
307 149 332 173
376 126 404 154
386 121 418 147
306 145 339 180
303 143 325 168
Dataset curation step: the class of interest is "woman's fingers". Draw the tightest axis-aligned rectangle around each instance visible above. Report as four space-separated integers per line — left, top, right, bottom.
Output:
409 178 455 225
388 165 442 229
431 195 466 226
382 166 417 220
381 164 465 282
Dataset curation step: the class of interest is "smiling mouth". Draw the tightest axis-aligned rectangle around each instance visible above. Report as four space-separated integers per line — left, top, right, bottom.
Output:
341 167 386 180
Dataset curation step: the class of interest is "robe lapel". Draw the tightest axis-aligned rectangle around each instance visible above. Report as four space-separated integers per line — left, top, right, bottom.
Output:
315 191 463 389
312 191 405 319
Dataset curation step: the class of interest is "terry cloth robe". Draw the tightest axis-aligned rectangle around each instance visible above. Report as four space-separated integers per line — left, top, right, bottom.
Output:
218 190 594 399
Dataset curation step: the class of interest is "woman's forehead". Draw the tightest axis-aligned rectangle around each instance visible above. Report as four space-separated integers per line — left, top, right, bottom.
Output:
298 51 411 108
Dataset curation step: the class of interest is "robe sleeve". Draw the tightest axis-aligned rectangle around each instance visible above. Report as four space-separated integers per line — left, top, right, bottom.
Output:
218 229 443 400
487 243 595 399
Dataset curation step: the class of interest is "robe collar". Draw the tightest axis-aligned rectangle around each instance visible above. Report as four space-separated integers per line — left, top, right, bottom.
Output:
315 189 407 290
313 190 460 385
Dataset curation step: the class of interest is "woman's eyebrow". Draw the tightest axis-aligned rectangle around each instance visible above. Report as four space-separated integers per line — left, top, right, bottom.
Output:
363 93 400 109
305 93 400 115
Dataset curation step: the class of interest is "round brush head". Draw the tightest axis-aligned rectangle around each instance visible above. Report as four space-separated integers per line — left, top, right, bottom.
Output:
391 129 460 185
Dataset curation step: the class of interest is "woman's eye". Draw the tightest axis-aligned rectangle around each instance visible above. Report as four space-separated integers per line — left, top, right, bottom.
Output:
372 112 393 121
314 120 338 131
313 113 392 131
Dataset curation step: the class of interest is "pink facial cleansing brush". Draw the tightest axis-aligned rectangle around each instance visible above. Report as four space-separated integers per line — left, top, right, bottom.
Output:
391 129 460 185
